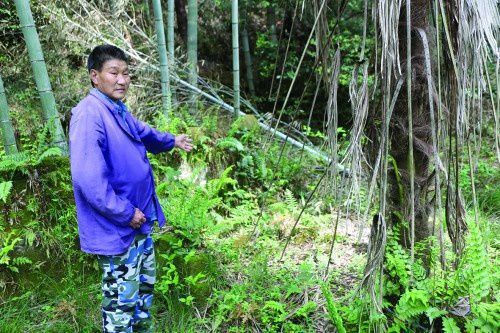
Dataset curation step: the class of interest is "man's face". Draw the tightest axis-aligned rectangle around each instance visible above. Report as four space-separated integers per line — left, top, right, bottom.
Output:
90 59 130 100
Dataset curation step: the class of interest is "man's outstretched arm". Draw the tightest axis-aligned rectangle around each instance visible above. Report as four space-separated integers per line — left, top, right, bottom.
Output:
130 115 193 153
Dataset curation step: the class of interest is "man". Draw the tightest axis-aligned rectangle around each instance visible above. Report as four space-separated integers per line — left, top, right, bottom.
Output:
69 44 192 332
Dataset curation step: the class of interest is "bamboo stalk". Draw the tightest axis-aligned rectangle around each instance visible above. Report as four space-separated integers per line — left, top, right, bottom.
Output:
44 3 341 169
0 75 18 155
167 0 177 104
241 1 255 96
152 0 172 115
167 0 175 57
187 0 198 113
232 0 240 117
14 0 68 154
241 27 255 96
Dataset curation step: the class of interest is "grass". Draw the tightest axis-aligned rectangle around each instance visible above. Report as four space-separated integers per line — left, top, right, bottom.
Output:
0 279 101 332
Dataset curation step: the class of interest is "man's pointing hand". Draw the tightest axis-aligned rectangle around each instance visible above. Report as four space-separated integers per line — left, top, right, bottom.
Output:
175 134 193 152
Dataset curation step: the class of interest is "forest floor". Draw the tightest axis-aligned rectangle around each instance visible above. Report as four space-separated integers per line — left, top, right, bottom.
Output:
0 163 371 332
162 170 372 332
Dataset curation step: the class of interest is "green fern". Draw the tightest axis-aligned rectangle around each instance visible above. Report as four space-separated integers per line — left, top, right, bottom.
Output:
385 232 411 295
0 181 13 203
216 137 244 152
0 152 29 172
456 217 491 303
321 283 346 333
394 289 430 321
0 233 21 269
206 166 237 198
36 147 63 164
11 256 32 269
470 302 500 332
442 317 461 333
284 189 299 213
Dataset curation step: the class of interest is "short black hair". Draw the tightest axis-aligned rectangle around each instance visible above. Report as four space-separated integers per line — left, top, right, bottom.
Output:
87 44 128 73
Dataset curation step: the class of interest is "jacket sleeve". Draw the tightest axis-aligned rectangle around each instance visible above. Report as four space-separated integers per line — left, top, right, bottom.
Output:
70 108 135 227
129 115 176 154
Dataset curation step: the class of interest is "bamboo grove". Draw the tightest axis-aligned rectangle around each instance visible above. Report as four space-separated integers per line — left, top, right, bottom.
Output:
0 0 498 331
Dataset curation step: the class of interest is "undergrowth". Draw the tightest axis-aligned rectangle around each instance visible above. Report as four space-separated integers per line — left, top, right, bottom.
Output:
0 107 498 332
334 218 499 333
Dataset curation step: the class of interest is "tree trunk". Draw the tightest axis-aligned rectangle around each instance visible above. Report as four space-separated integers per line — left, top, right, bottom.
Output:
175 0 188 46
152 0 172 115
187 0 198 113
0 75 18 155
389 0 432 245
232 0 240 117
14 0 68 154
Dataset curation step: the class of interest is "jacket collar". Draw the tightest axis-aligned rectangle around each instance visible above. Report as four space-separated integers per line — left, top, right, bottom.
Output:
89 89 141 142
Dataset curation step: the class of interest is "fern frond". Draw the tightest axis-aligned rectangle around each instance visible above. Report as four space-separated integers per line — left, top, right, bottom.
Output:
321 283 346 333
471 302 500 332
456 217 491 303
442 317 460 333
206 166 237 198
0 152 29 172
0 181 13 203
394 289 430 321
385 235 412 291
284 189 299 213
216 137 244 152
36 147 63 164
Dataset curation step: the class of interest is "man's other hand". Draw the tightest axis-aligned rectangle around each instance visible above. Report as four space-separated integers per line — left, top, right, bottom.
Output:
130 208 146 229
174 134 193 152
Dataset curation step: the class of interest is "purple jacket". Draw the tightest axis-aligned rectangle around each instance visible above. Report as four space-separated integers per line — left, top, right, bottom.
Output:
69 89 175 255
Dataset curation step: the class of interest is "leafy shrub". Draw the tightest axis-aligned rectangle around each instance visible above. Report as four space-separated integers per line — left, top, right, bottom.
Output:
460 156 500 215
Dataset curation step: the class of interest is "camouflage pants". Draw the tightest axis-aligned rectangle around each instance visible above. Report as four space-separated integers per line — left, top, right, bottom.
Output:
97 233 156 333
